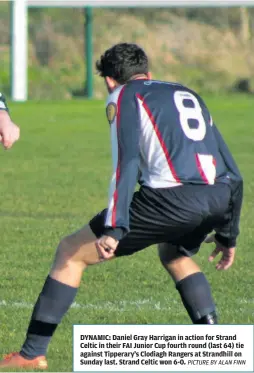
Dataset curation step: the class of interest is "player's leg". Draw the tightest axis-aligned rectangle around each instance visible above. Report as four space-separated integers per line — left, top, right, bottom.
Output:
0 214 113 369
158 241 218 324
19 224 106 359
0 188 166 370
157 182 232 325
158 242 201 282
50 224 105 286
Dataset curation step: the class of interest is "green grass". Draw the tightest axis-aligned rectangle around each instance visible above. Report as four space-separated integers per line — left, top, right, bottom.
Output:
0 95 253 372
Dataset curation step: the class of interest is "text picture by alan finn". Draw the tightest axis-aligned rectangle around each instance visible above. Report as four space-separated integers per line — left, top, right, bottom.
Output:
73 324 254 372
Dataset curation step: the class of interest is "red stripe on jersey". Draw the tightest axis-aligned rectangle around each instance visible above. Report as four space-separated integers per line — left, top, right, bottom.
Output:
136 93 181 184
195 154 209 184
111 86 125 227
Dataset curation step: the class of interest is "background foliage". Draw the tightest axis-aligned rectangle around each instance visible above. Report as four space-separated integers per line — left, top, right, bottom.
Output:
0 4 254 99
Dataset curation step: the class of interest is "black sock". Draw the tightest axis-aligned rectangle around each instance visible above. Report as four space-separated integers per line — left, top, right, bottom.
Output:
195 311 218 324
176 272 218 324
20 276 78 359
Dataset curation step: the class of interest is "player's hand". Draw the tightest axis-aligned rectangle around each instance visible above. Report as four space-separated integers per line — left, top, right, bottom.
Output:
0 111 20 149
95 235 119 260
205 234 235 270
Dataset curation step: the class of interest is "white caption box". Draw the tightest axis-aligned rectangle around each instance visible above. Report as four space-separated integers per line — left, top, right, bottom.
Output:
73 324 254 372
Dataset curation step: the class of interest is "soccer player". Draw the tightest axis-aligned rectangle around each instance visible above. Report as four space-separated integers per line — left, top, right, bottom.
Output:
0 93 20 149
0 43 243 370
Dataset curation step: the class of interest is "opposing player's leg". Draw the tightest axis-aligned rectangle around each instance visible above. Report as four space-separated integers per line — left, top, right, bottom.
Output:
158 241 218 325
0 223 113 370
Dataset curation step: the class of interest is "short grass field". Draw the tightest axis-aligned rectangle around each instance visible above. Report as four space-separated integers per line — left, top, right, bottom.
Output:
0 95 253 372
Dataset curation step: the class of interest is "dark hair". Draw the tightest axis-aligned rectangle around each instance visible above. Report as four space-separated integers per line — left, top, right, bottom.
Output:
96 43 149 84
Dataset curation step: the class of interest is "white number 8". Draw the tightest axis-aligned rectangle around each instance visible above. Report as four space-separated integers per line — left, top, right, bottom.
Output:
174 91 206 141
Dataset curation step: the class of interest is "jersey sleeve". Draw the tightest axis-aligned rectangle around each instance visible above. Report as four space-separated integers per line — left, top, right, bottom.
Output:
0 92 9 112
213 123 243 248
103 86 140 241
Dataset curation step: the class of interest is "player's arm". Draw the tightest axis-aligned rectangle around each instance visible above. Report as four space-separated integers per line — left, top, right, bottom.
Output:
103 88 140 242
0 93 20 149
213 123 243 249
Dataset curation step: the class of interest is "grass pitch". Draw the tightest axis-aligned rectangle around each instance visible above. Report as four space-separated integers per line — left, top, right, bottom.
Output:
0 95 253 372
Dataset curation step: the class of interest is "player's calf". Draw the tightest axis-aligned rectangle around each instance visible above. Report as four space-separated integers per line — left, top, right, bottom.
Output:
158 243 218 325
176 272 218 324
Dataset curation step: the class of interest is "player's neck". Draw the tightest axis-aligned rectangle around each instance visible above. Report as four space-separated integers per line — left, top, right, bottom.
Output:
130 74 149 81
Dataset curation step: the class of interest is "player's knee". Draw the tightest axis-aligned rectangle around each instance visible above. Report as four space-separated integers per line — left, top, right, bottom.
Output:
55 235 76 265
54 232 99 268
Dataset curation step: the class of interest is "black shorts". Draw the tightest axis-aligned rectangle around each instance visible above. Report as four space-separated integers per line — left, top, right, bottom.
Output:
89 183 231 257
